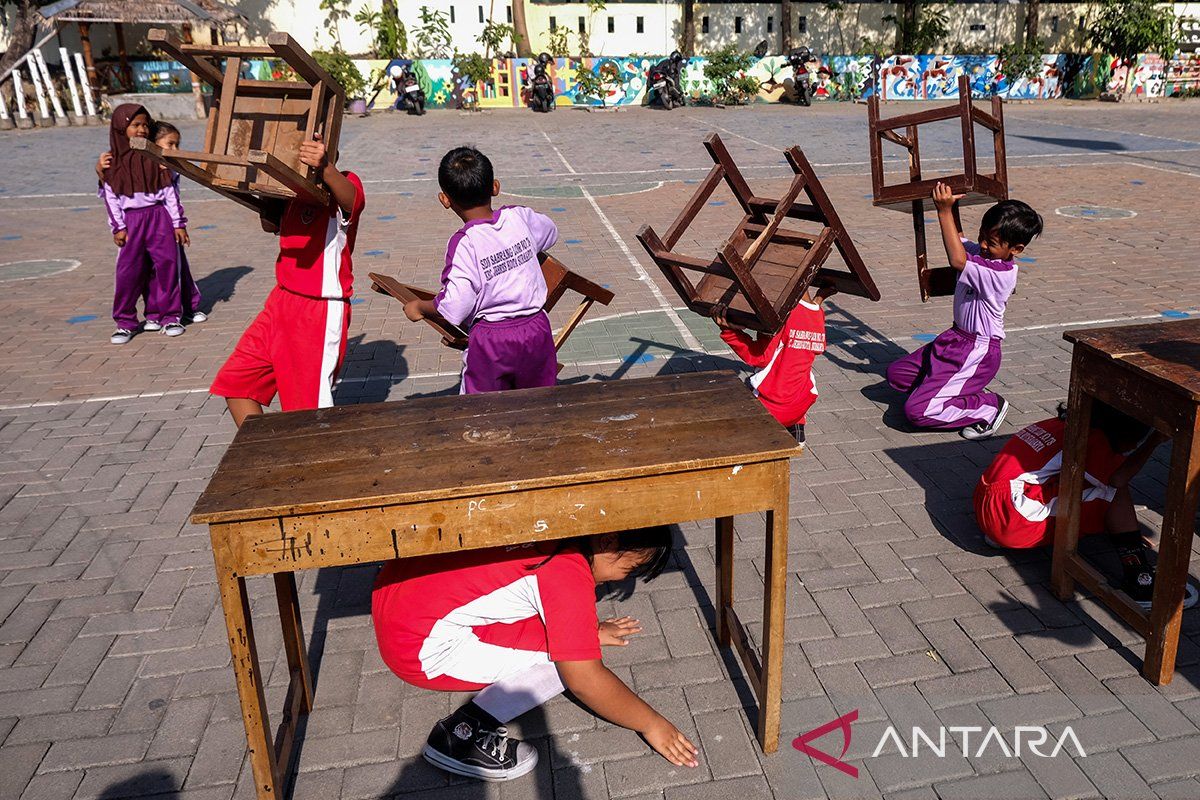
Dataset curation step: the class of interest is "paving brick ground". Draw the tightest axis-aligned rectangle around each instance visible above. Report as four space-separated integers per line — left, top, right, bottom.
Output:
1 98 1199 800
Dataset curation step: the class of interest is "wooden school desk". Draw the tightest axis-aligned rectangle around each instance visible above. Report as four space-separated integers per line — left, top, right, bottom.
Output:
1050 319 1200 685
191 371 800 799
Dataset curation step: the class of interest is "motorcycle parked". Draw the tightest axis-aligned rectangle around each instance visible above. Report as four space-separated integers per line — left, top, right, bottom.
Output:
787 47 817 107
392 65 426 115
648 51 686 110
527 53 555 112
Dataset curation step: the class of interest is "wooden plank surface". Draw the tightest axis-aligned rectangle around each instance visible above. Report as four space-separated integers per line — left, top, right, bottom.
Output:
1065 319 1200 400
192 372 798 523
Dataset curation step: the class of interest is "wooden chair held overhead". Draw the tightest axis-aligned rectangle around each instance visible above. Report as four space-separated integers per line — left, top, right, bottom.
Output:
132 29 344 218
636 134 880 335
868 74 1009 300
369 253 614 370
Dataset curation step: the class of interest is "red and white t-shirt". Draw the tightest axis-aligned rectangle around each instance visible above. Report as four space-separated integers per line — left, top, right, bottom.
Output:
974 417 1129 548
274 171 366 299
372 543 601 691
721 298 826 427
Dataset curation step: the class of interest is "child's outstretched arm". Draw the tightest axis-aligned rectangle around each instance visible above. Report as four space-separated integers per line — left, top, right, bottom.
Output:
557 660 699 767
933 182 968 271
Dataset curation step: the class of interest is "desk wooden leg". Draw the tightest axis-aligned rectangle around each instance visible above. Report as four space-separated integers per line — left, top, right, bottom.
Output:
757 474 789 754
1144 417 1200 685
215 570 281 800
715 517 734 647
1052 370 1093 601
274 572 314 713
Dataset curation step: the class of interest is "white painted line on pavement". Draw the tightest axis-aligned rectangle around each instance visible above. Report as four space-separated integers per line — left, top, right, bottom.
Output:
538 128 703 351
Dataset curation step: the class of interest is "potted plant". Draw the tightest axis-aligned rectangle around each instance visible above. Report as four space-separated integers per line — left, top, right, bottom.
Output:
315 48 369 114
453 51 492 110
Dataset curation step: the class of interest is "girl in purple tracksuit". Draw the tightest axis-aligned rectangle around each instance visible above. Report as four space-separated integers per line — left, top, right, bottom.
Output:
405 147 559 394
100 104 188 344
887 184 1043 440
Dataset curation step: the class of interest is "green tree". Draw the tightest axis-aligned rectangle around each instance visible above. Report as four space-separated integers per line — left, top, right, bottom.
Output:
1088 0 1183 94
546 27 571 58
887 1 951 54
478 20 521 58
314 48 367 99
703 44 758 104
578 0 607 57
413 5 453 59
354 1 407 58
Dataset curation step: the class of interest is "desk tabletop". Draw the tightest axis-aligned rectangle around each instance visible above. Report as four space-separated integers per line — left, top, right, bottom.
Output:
191 371 800 525
1065 319 1200 402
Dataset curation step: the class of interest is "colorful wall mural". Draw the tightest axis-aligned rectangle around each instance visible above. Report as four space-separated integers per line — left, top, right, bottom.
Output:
229 51 1200 110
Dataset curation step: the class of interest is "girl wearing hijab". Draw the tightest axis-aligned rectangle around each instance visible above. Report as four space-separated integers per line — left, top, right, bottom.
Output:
100 104 188 344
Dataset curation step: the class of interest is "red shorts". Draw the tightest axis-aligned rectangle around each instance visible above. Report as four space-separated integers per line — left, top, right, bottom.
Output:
210 286 350 412
974 479 1109 549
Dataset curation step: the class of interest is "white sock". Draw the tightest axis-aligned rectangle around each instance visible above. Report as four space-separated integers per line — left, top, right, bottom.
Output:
472 662 565 724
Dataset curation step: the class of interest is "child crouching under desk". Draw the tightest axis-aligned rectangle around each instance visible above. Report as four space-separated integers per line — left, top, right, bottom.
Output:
372 526 699 781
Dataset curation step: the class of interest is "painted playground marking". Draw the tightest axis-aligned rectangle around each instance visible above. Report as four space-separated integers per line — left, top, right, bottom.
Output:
0 258 80 282
538 128 703 352
3 311 1190 412
1055 205 1138 220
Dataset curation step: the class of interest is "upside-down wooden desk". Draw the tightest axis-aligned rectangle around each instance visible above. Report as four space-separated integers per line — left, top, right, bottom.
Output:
191 371 799 799
1051 319 1200 685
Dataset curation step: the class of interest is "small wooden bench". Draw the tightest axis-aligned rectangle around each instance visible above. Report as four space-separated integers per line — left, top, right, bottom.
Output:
191 372 799 798
1051 319 1200 684
368 252 614 368
868 74 1009 300
636 133 880 335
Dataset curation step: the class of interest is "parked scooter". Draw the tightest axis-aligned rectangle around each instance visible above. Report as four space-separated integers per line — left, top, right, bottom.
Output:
648 51 686 110
391 64 426 115
528 53 555 112
787 47 818 107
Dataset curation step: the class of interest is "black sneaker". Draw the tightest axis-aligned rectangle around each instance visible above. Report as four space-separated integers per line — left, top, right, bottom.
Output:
788 423 805 448
960 396 1010 441
422 704 538 782
1118 542 1157 609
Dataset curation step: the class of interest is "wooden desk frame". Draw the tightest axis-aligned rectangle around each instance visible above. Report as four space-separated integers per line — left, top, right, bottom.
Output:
636 133 880 334
1050 326 1200 685
868 74 1008 301
135 29 344 218
368 252 615 367
200 442 792 799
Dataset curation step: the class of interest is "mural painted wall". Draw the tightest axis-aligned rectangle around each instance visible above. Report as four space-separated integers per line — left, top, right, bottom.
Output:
173 51 1200 112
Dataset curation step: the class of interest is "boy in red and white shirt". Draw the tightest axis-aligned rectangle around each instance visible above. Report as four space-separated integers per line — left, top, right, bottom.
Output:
210 135 366 426
372 527 699 782
974 402 1192 610
713 285 833 446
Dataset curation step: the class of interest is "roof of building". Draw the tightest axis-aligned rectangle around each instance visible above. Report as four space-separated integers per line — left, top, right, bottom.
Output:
39 0 244 25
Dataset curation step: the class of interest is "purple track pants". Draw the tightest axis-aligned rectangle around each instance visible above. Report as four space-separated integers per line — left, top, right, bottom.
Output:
887 326 1004 430
112 204 181 329
461 313 558 395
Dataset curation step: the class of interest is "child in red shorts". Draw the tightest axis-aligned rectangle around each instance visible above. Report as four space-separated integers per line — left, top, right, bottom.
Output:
210 134 366 426
372 526 698 782
974 401 1193 610
711 285 833 447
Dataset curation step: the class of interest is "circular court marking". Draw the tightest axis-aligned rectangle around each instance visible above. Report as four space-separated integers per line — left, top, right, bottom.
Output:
1055 205 1137 220
0 258 80 282
504 182 663 199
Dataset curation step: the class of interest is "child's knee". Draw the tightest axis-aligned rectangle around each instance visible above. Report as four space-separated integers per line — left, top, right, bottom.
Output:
903 396 933 427
886 360 915 392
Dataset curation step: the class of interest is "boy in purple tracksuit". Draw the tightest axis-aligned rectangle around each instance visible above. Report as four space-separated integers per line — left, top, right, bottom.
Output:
405 147 559 394
887 184 1043 440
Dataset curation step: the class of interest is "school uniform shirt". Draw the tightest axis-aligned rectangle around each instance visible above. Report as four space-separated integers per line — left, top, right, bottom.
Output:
974 417 1126 548
435 205 558 326
720 298 826 427
100 180 187 233
208 172 365 411
372 543 601 691
274 171 366 299
953 238 1018 340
